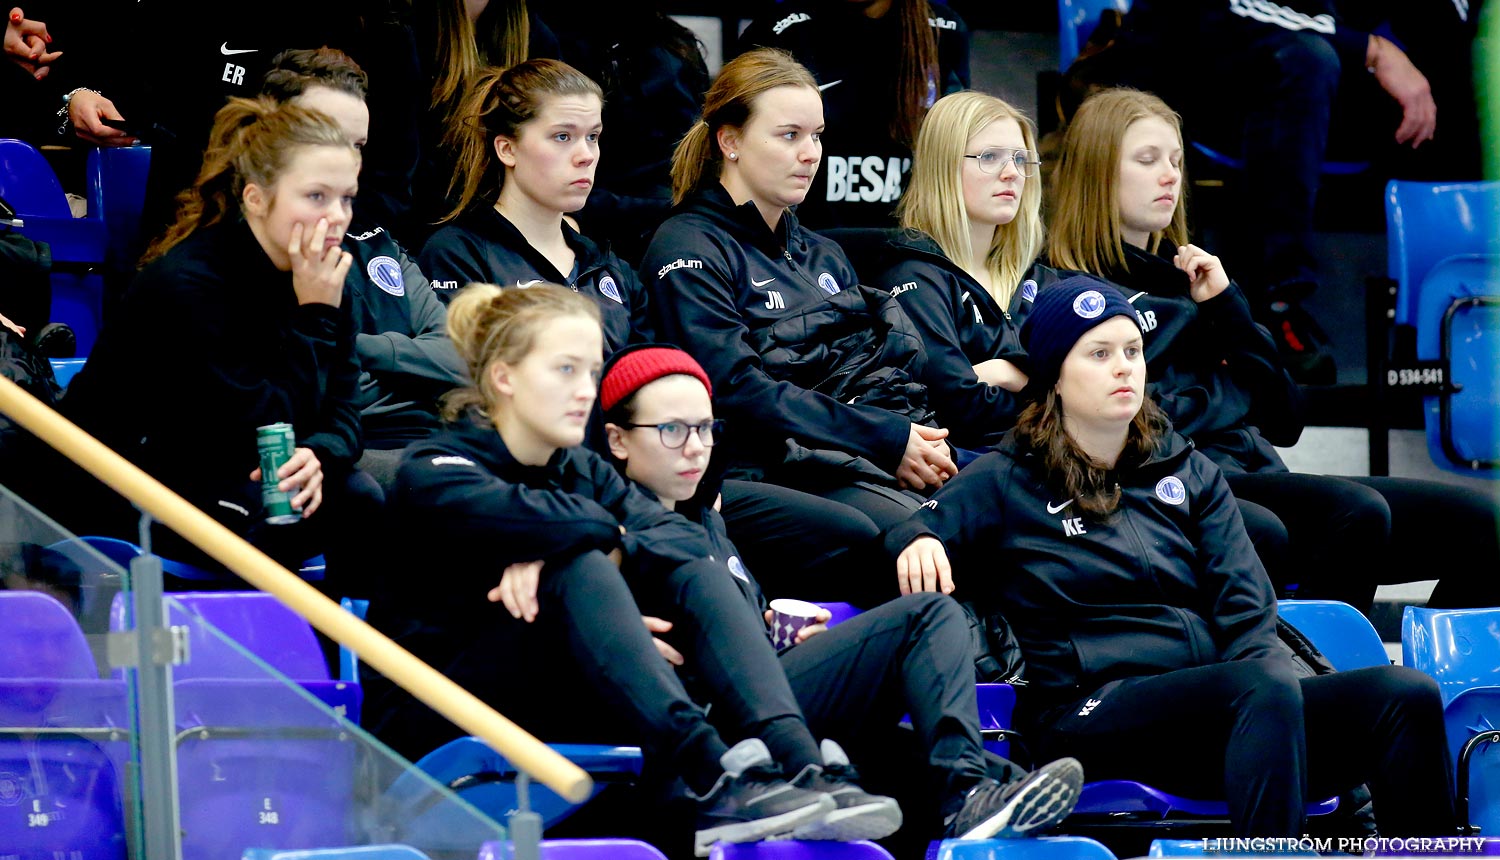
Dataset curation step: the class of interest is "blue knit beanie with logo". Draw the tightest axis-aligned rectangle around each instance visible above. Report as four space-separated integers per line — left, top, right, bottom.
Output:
1020 275 1140 393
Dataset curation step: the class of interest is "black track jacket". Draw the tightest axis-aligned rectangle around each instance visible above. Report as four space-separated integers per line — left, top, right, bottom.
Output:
886 430 1280 702
640 184 910 476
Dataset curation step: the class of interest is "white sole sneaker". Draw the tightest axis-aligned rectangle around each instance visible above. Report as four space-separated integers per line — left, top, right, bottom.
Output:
960 758 1083 840
694 794 836 857
791 794 903 841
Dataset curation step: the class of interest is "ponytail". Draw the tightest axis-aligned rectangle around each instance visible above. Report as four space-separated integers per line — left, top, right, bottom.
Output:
670 119 715 205
142 97 352 264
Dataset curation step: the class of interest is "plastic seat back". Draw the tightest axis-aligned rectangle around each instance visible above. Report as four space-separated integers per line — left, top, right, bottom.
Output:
0 590 98 679
1411 255 1499 473
88 145 151 269
0 592 130 858
385 738 643 847
0 138 72 218
1441 685 1500 836
242 848 431 860
977 682 1017 759
479 839 669 860
710 842 896 860
1058 0 1130 71
938 838 1115 860
1277 599 1389 671
815 601 862 628
1387 180 1500 326
1403 606 1500 705
169 591 331 681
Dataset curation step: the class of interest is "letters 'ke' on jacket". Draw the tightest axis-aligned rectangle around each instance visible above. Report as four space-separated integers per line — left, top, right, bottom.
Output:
885 430 1281 701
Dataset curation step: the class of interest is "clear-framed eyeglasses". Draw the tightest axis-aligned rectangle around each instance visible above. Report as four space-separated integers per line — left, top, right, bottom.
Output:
620 419 725 449
962 148 1041 177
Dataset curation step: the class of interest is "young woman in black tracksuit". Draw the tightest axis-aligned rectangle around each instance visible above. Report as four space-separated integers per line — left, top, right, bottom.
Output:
596 344 1083 848
60 97 380 585
640 48 957 605
370 283 902 855
1047 88 1500 613
258 48 467 491
888 276 1457 838
874 91 1058 450
418 59 652 356
737 0 970 229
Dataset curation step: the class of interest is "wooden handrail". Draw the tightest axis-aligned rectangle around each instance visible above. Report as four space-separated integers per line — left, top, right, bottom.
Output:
0 374 593 803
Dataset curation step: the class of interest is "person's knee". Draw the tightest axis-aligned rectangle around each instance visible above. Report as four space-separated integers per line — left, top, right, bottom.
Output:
1228 659 1304 716
1332 480 1391 543
1268 31 1340 91
1371 666 1444 716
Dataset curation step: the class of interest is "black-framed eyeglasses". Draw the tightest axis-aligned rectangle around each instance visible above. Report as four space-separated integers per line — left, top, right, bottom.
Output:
962 148 1041 177
619 419 724 449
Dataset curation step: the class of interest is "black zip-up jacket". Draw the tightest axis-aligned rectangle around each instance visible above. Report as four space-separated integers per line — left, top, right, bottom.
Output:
640 184 910 476
393 410 712 591
63 219 361 516
885 430 1280 703
738 1 970 228
419 208 653 355
343 219 466 448
1097 244 1303 474
877 231 1062 448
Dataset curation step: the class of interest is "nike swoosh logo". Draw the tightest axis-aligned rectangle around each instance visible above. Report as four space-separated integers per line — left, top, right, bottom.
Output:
751 276 776 287
817 79 843 92
220 43 258 55
1046 500 1074 515
516 279 542 288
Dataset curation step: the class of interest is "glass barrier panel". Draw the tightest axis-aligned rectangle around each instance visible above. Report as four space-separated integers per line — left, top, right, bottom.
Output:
0 481 140 860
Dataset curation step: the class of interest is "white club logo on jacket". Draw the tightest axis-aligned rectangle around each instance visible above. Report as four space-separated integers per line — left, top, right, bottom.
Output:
367 256 404 297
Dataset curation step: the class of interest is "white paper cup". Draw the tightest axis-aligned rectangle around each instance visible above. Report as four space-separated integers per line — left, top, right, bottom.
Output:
769 598 824 651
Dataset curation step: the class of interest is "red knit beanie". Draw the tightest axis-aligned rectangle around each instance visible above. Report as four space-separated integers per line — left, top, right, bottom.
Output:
599 346 713 413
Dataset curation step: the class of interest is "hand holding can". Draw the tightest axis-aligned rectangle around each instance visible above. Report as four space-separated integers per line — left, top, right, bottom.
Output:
256 423 301 525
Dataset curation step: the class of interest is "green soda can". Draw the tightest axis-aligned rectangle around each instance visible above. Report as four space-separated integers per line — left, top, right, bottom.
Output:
256 423 301 525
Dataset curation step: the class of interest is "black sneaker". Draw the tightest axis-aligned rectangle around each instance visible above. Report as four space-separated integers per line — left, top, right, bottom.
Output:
1265 299 1336 385
31 322 75 359
694 738 836 857
944 757 1083 840
789 739 903 841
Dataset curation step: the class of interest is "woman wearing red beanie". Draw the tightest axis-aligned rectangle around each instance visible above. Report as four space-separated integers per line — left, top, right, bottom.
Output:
599 342 1084 849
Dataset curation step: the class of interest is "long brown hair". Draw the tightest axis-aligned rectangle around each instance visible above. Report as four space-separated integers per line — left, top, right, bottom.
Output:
431 0 530 112
441 59 604 223
891 0 941 147
670 48 818 205
443 282 601 421
1015 388 1170 519
898 91 1043 308
142 97 354 264
1048 88 1189 277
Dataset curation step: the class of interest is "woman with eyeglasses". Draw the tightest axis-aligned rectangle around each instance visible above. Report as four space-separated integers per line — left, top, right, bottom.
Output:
599 343 1083 848
874 91 1058 449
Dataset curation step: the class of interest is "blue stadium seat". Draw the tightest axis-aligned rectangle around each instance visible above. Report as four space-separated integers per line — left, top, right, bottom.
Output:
48 357 86 389
936 837 1114 860
1057 0 1130 72
479 838 668 860
1410 255 1499 473
241 848 431 860
1403 606 1500 836
816 601 862 628
384 737 643 842
0 590 130 859
1276 599 1390 671
977 682 1017 760
709 841 896 860
1386 180 1500 328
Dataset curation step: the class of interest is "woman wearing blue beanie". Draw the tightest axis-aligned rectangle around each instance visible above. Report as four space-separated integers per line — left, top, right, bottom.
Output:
886 275 1457 838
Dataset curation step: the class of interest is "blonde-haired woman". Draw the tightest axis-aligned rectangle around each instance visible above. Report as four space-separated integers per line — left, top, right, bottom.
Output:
62 97 378 585
876 90 1058 449
374 283 901 854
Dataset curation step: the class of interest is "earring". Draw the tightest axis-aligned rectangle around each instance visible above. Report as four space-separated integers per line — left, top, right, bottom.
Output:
728 152 738 161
